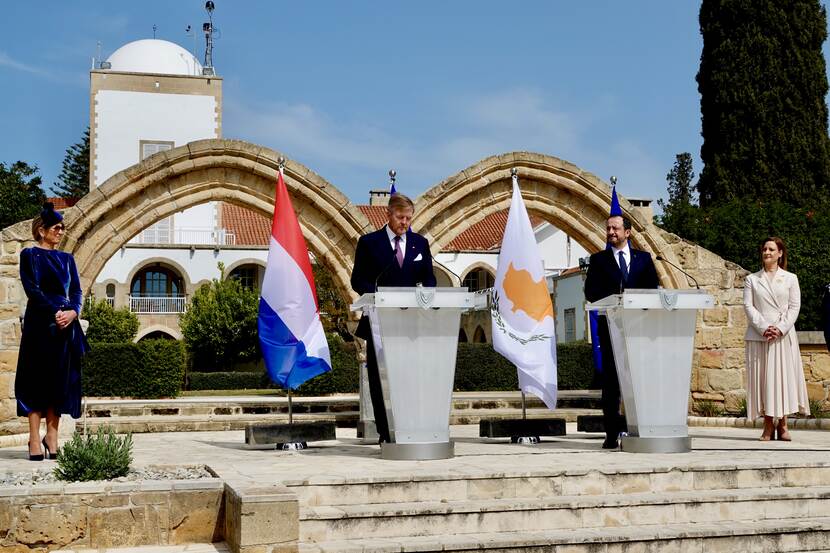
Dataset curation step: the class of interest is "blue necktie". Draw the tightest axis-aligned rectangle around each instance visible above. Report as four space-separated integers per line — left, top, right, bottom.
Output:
618 251 629 282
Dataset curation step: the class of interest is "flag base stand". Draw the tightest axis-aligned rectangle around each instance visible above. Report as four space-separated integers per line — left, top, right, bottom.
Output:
245 421 336 449
576 415 628 434
277 441 307 450
479 418 566 442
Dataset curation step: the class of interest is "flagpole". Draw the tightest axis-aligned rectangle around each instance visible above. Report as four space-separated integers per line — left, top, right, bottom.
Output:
521 391 527 420
288 389 293 425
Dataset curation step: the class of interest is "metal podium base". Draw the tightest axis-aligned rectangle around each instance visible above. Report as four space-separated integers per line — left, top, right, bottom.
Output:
621 435 691 453
381 441 454 460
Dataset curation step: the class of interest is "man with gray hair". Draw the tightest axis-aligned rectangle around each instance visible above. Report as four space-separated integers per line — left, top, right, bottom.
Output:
351 193 437 443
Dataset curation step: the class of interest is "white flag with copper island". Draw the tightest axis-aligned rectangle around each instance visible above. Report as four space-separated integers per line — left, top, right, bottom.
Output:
491 174 557 409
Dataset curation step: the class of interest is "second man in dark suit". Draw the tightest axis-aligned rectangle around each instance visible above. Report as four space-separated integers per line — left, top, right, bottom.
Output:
350 193 437 443
584 215 659 449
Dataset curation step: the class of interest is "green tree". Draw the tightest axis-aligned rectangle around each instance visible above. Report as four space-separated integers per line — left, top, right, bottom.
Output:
0 161 46 230
52 127 90 199
179 263 260 370
656 153 700 240
696 0 830 206
312 263 351 339
83 297 140 343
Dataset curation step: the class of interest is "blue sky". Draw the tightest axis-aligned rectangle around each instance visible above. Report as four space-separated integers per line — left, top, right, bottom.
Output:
1 2 827 209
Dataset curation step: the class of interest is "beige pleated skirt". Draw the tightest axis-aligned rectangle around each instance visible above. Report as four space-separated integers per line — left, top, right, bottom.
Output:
745 332 810 420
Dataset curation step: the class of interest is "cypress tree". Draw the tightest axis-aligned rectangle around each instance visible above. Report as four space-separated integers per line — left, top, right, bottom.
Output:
696 0 830 207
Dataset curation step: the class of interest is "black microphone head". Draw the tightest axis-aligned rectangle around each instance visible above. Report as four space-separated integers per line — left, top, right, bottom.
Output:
656 255 664 261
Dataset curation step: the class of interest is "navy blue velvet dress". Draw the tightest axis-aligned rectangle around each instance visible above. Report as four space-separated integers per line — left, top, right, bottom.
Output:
15 247 89 418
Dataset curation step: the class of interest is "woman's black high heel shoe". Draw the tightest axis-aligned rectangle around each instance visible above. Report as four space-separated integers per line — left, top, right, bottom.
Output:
28 441 44 462
42 438 58 460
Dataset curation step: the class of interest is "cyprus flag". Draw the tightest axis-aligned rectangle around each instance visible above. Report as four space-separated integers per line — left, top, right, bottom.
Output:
491 172 558 409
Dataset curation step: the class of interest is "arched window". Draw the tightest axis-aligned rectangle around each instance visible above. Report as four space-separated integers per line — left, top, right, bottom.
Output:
139 330 176 341
473 326 487 343
459 328 468 343
229 264 262 291
131 266 183 297
105 283 116 298
463 268 495 292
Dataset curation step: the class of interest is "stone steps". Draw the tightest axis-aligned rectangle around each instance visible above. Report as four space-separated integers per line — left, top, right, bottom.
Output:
299 486 830 542
288 463 830 507
297 518 830 552
57 544 229 553
289 463 830 550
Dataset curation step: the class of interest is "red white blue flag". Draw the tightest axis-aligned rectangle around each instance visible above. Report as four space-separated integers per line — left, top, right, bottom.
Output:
258 168 331 389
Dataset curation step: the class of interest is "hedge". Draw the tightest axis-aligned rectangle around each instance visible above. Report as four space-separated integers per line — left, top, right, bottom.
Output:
83 339 185 398
186 340 596 393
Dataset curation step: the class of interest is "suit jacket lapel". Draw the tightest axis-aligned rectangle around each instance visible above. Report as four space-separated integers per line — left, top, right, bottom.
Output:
755 270 782 310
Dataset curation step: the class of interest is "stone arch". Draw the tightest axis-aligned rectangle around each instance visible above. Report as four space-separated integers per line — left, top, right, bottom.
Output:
473 326 487 344
413 152 684 288
459 262 496 282
53 139 366 303
135 325 183 342
433 265 457 287
224 258 267 276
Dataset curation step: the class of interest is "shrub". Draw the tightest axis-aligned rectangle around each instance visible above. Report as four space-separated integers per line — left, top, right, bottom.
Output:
83 339 185 398
179 263 260 370
694 400 723 417
188 371 266 391
454 342 595 392
83 297 139 343
54 427 133 482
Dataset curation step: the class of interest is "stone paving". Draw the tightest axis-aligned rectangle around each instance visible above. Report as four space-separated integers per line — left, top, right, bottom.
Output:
3 423 829 484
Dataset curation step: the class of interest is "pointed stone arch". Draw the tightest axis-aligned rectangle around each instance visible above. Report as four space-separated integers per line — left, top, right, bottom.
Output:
413 151 685 289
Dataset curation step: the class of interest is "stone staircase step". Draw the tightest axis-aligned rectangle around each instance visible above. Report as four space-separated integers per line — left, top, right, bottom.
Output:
57 544 229 553
298 485 830 542
288 463 830 507
298 517 830 552
77 408 601 433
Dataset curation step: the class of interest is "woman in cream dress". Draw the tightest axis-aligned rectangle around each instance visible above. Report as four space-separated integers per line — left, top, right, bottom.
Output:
744 237 809 441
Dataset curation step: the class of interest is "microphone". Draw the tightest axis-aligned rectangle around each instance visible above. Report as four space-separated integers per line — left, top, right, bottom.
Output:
374 259 397 292
656 255 700 289
431 257 463 288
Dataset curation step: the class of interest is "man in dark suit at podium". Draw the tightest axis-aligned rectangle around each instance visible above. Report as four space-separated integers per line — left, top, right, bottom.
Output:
584 215 659 449
351 193 437 443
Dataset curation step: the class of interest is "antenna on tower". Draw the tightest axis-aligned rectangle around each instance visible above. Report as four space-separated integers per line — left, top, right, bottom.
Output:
202 1 216 76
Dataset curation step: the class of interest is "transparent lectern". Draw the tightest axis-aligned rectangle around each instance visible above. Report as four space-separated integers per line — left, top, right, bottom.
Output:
586 289 714 453
351 287 486 460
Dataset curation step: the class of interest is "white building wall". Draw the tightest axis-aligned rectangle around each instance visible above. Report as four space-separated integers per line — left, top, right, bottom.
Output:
97 246 267 288
94 90 217 188
552 272 588 343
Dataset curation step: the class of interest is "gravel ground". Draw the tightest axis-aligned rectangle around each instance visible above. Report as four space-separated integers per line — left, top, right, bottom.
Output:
0 464 214 487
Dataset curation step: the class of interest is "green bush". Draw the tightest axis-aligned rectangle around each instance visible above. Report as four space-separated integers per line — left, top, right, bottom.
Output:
186 334 361 394
83 298 139 343
54 427 133 482
188 371 266 391
454 342 595 391
179 263 260 370
185 339 596 394
83 339 185 398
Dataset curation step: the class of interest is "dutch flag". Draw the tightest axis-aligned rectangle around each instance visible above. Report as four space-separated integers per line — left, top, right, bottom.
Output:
258 167 332 389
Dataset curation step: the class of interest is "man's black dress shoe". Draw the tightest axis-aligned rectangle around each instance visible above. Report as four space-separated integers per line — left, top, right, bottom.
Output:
601 437 619 449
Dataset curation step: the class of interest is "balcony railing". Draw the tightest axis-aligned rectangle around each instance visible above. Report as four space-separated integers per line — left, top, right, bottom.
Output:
130 228 236 246
129 295 187 314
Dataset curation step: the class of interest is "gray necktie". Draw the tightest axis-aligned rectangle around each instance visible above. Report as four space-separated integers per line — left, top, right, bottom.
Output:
394 236 403 267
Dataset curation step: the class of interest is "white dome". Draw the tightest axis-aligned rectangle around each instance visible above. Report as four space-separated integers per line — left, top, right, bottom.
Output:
106 39 203 76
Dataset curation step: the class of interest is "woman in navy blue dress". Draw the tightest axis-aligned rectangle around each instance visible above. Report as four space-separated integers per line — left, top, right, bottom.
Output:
15 203 89 461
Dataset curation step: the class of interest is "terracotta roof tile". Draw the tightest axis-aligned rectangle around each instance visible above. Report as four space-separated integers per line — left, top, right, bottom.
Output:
220 203 270 246
358 205 389 231
47 197 78 210
356 206 545 252
445 211 546 252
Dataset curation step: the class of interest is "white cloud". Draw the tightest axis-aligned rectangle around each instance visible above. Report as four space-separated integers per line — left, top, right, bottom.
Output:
0 51 49 76
224 87 666 205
